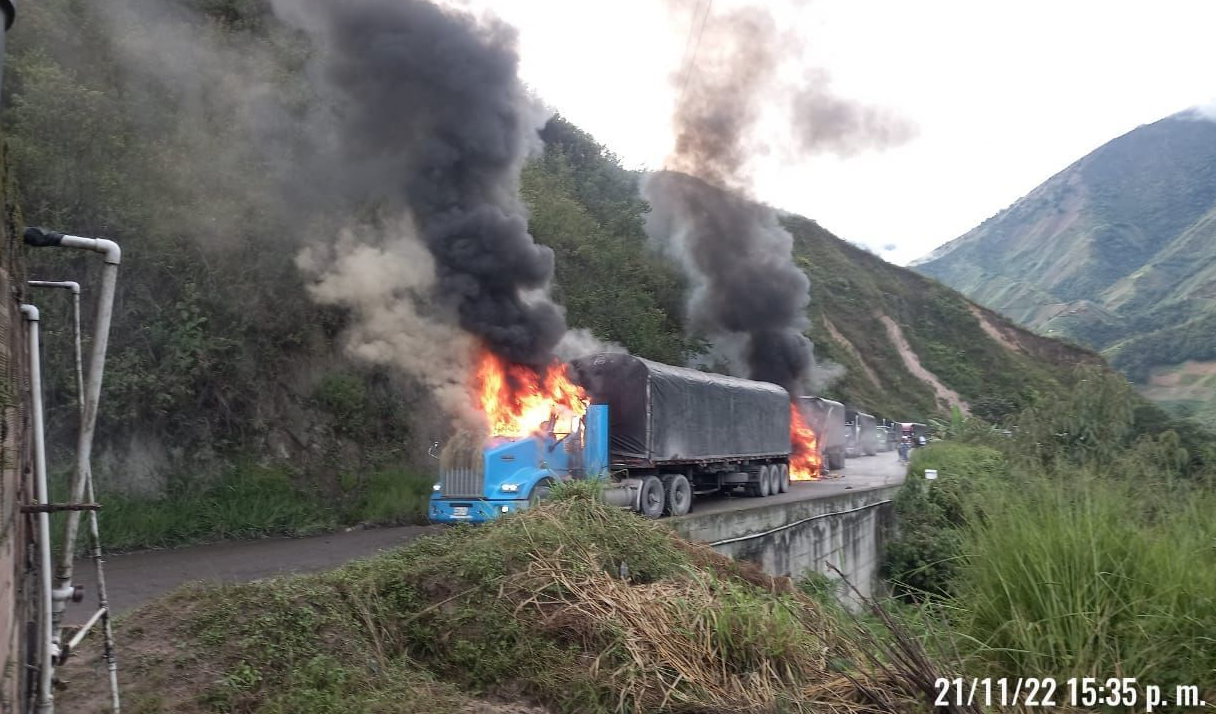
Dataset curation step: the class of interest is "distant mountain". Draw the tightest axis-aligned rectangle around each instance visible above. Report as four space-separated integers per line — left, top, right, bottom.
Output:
915 112 1216 419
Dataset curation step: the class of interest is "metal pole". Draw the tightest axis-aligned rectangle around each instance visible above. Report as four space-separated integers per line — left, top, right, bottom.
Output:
20 304 56 714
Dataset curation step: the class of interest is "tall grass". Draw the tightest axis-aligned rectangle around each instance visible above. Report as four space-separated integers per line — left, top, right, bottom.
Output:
954 475 1216 687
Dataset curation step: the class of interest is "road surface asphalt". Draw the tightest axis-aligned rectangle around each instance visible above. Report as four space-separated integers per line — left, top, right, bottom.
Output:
68 451 908 619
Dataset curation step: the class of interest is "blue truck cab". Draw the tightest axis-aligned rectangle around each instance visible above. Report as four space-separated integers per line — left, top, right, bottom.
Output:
429 405 609 524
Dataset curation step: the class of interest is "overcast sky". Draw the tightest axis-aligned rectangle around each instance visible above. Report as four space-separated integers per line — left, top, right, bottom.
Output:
478 0 1216 265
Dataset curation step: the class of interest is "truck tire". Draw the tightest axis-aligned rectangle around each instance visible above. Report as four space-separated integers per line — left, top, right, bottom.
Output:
528 479 554 508
638 476 665 519
766 464 780 496
758 465 771 497
828 449 845 471
662 474 692 517
778 464 790 493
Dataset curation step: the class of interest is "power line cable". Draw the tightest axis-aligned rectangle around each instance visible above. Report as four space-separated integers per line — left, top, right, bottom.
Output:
674 0 713 112
664 0 713 171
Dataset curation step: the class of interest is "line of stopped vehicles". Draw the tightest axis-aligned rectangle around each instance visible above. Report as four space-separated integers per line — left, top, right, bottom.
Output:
430 353 930 525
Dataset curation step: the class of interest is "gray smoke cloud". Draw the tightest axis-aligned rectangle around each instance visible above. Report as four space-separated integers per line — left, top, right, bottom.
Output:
791 70 918 157
645 1 915 397
87 0 571 426
297 220 482 427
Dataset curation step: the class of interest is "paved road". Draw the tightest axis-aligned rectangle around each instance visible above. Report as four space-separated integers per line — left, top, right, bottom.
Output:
690 451 906 516
67 452 907 618
67 525 441 619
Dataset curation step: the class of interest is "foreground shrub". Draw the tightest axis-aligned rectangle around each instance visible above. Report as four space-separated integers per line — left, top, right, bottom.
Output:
883 443 1006 600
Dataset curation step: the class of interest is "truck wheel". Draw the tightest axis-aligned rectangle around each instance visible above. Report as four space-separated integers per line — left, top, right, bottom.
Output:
528 479 554 508
662 474 692 517
638 476 665 519
758 465 771 497
778 464 790 493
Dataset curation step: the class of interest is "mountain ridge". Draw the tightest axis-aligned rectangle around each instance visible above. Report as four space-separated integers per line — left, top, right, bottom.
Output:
916 110 1216 418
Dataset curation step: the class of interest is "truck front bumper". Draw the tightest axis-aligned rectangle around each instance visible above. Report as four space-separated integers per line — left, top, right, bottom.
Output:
429 498 530 524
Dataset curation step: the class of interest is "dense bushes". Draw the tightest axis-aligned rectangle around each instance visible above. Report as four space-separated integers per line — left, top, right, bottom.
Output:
882 442 1005 599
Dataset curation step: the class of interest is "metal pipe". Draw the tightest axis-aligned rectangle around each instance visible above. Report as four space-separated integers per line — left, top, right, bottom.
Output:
61 606 106 661
28 277 120 711
23 229 121 634
21 304 56 714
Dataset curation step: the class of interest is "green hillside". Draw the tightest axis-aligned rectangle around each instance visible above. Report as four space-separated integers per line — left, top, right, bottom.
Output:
6 0 1096 533
916 113 1216 419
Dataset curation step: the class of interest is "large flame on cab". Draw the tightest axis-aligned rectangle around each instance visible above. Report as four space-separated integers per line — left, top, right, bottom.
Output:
475 349 587 438
789 406 822 481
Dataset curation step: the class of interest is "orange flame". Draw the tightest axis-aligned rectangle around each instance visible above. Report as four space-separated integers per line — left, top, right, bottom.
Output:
789 405 822 481
474 348 587 438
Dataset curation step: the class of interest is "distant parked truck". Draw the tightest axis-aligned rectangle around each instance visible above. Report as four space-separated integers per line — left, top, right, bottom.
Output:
900 422 929 445
845 409 878 457
429 353 793 525
875 424 891 452
881 420 900 451
799 396 846 471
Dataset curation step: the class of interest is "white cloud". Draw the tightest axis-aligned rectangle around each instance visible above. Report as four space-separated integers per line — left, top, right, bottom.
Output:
1188 98 1216 121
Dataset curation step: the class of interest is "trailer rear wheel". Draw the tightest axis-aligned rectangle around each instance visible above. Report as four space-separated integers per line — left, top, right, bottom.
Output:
638 476 665 519
778 464 790 493
758 465 772 497
662 474 692 517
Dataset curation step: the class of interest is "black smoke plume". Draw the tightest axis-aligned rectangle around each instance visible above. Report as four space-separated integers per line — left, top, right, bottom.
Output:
645 2 914 396
274 0 565 367
643 171 812 394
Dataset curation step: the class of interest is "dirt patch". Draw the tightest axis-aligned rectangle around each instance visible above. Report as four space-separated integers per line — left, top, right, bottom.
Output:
824 318 882 388
968 304 1024 354
1148 360 1216 387
877 314 969 414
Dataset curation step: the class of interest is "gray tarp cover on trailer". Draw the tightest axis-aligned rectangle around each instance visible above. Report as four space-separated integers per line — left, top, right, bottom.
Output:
568 353 791 463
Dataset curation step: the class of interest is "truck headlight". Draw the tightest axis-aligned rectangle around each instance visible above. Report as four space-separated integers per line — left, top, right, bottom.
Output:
432 483 441 492
501 483 520 493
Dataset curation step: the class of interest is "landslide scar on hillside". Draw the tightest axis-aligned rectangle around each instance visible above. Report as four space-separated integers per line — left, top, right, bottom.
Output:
968 304 1025 354
823 318 881 388
877 313 970 414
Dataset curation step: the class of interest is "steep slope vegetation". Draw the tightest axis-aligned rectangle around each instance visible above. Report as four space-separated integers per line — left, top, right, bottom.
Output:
916 113 1216 417
5 0 1094 514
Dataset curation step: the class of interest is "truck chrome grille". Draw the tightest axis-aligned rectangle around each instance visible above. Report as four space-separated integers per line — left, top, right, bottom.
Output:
442 467 483 498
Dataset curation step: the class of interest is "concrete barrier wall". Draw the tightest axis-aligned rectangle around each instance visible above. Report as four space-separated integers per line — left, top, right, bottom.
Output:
670 486 899 607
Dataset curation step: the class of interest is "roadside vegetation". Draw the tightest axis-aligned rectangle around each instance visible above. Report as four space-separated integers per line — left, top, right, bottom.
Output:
884 368 1216 694
61 483 953 714
53 466 435 552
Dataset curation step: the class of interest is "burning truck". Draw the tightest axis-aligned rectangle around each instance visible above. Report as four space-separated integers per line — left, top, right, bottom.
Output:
429 352 823 524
